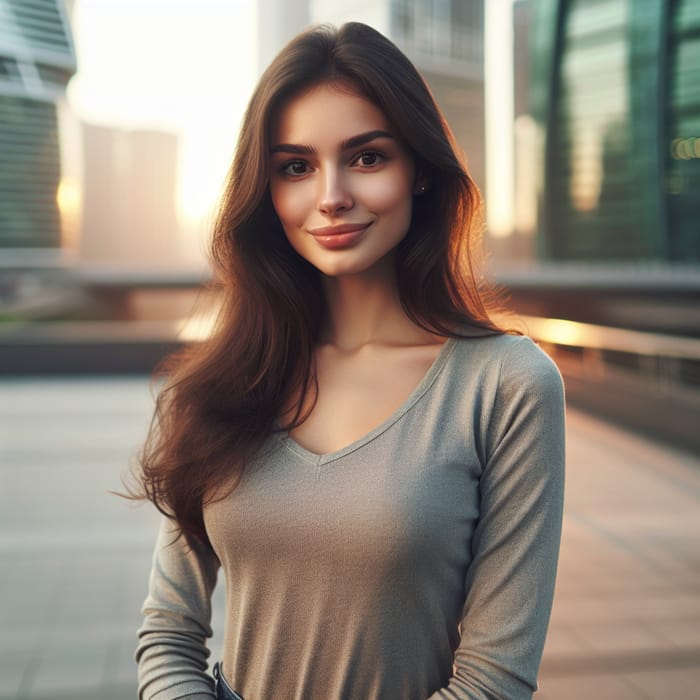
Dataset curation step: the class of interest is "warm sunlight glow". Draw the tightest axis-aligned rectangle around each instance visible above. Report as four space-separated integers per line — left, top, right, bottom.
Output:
513 114 539 235
178 306 218 342
56 177 82 249
523 316 586 347
56 177 80 213
178 128 238 225
67 0 255 245
570 132 603 212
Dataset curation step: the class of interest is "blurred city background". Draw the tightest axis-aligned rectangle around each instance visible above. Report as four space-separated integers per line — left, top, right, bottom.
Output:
0 0 698 698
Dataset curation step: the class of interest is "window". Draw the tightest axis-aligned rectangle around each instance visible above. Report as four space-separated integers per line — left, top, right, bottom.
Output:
390 0 483 70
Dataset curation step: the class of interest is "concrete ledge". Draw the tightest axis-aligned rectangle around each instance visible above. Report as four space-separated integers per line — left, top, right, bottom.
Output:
0 321 185 374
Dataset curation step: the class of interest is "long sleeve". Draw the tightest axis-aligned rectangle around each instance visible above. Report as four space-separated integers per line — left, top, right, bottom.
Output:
136 516 220 700
429 337 566 699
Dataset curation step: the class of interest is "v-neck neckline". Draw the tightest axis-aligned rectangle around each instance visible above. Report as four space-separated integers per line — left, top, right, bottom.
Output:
278 337 457 465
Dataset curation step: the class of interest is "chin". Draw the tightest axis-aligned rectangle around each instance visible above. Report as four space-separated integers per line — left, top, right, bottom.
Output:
314 260 370 278
324 259 398 280
288 235 399 279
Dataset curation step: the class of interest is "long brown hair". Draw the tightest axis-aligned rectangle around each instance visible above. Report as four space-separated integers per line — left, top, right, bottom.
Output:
132 22 504 543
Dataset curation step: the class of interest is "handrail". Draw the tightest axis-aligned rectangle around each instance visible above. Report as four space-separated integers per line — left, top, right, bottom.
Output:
519 315 700 361
1 315 698 359
490 262 700 291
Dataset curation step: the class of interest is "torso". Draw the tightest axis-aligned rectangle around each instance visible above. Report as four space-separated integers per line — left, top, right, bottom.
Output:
198 333 564 699
287 339 447 455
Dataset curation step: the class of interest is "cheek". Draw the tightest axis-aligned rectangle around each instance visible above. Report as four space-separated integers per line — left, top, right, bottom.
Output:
270 182 307 228
358 173 413 215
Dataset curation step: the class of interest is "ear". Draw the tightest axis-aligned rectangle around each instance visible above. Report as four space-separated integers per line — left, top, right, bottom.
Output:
413 177 429 195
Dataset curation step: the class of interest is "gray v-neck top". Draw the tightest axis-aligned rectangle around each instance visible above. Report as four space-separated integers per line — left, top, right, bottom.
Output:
136 334 565 700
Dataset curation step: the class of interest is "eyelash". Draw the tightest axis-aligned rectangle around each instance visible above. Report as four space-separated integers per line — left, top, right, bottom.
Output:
350 150 386 167
277 150 386 178
279 160 309 177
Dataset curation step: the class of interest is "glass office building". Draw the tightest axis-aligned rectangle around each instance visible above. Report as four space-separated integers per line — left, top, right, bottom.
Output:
0 0 76 250
531 0 700 261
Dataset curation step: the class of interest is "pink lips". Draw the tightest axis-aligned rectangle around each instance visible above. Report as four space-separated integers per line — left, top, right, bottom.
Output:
308 222 371 249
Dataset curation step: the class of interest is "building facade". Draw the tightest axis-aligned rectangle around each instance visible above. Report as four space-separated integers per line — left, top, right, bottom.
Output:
80 124 180 267
531 0 700 262
0 0 76 252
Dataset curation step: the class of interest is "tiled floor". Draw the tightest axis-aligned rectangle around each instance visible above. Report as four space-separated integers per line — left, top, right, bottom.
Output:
0 377 698 699
536 411 700 699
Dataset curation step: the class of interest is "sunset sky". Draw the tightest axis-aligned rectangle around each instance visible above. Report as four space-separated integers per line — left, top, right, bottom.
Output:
67 0 257 229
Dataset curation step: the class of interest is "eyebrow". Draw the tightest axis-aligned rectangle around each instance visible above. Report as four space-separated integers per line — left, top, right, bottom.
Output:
270 129 395 155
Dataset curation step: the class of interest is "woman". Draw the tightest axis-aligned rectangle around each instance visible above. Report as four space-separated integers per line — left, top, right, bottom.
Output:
134 22 565 700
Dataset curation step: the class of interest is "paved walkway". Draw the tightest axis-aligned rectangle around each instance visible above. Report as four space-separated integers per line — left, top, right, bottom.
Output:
537 411 700 699
0 377 698 699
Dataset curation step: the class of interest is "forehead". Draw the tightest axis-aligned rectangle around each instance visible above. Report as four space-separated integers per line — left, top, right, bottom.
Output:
271 83 395 146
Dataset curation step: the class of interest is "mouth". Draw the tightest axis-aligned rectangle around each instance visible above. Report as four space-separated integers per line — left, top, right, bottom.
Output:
308 222 371 249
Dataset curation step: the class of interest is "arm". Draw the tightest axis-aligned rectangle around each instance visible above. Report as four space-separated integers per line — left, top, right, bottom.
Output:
429 337 566 699
136 516 220 700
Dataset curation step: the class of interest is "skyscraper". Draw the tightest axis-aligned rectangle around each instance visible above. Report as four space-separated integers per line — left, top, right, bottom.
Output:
531 0 700 262
0 0 76 252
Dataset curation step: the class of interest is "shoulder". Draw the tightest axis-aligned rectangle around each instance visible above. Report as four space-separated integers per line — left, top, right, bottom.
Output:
450 333 564 422
451 332 561 378
453 335 566 464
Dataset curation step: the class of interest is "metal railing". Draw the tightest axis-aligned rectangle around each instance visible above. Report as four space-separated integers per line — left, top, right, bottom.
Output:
520 315 700 361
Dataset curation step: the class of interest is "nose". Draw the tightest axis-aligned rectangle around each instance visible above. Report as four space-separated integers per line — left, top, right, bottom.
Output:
318 168 353 216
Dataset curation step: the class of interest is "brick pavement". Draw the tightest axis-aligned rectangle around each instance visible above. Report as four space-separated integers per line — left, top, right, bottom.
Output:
0 377 698 699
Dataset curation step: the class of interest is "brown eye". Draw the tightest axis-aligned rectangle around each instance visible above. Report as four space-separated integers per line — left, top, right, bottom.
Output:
352 151 384 167
281 160 308 176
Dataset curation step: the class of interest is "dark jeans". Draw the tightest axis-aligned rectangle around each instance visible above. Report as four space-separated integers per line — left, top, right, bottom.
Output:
213 662 244 700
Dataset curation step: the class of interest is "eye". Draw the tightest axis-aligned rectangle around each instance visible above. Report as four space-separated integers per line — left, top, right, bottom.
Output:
280 160 310 177
351 150 384 167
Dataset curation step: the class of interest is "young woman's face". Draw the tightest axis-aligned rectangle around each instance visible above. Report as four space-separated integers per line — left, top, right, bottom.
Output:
269 83 417 278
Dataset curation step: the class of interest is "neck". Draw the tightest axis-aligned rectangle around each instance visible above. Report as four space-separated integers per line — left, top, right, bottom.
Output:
321 259 433 352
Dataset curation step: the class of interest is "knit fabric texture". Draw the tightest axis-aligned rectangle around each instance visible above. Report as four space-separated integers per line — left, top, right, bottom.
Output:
136 333 566 700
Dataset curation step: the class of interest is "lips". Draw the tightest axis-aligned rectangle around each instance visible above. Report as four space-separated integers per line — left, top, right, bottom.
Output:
308 222 371 249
